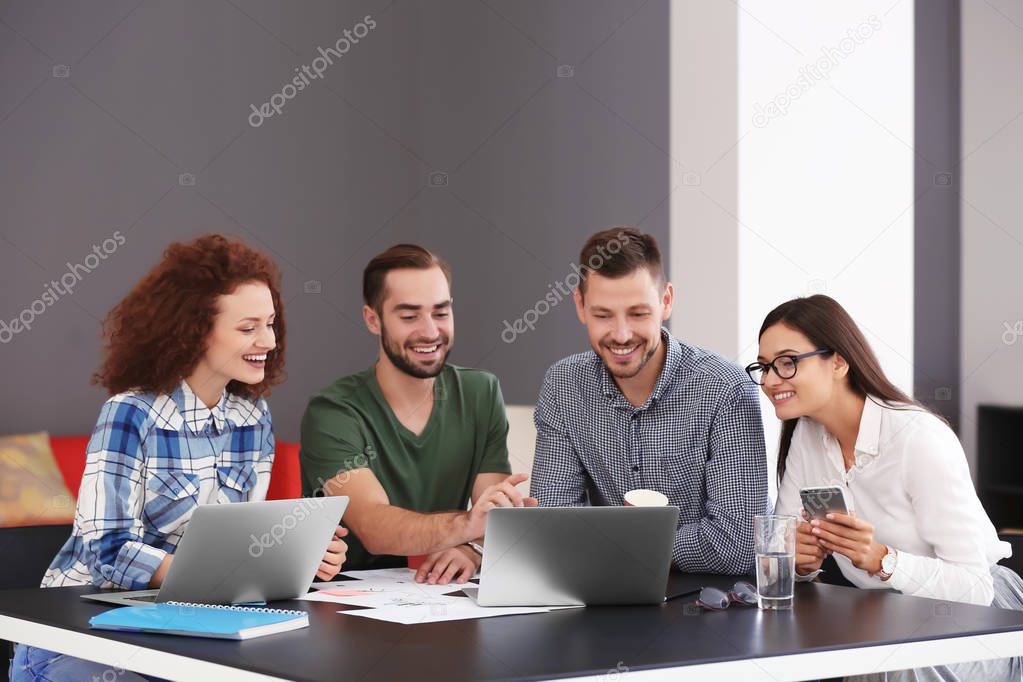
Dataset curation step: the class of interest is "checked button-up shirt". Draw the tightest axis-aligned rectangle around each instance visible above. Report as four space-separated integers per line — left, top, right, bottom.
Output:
42 381 274 590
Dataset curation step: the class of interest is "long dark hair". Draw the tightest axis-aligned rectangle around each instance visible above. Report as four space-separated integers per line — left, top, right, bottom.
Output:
759 295 927 481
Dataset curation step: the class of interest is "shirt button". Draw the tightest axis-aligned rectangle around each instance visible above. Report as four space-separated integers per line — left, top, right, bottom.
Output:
632 465 639 472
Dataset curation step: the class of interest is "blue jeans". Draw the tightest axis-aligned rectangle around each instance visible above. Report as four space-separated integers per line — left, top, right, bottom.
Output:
10 644 153 682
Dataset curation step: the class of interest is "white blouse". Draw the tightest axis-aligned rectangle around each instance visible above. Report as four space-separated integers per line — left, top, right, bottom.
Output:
774 396 1010 606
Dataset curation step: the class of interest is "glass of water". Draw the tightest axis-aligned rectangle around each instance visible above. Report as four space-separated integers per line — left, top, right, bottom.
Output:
754 514 798 610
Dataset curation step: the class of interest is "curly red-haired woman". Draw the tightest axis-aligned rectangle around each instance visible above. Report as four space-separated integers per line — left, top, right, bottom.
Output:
11 234 347 682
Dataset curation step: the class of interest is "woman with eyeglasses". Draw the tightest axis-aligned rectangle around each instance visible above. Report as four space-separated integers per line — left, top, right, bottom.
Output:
749 295 1022 680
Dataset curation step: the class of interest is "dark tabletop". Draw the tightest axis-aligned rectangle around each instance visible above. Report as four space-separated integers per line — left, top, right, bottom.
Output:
4 574 1023 682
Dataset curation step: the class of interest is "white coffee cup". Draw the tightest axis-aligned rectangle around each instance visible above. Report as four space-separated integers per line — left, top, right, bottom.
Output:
623 489 669 507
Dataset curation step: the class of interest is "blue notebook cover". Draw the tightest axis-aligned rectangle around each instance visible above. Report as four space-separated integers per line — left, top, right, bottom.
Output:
89 602 309 640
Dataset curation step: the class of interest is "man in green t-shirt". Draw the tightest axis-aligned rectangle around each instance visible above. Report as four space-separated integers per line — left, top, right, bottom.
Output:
300 244 534 584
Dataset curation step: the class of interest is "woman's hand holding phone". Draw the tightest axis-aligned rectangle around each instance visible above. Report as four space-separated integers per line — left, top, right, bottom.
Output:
810 512 885 575
795 511 828 576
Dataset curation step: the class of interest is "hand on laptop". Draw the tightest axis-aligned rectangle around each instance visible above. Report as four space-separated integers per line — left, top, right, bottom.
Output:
464 473 537 540
414 545 479 585
316 526 349 581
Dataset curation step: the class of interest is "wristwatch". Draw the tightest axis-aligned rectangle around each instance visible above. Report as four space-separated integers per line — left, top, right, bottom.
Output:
877 545 898 581
464 541 484 557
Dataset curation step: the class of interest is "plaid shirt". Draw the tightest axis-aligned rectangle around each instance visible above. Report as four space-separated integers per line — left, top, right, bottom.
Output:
530 329 769 574
42 381 274 590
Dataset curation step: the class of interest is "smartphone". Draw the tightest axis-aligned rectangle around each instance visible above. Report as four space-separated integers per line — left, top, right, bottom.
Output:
799 486 849 521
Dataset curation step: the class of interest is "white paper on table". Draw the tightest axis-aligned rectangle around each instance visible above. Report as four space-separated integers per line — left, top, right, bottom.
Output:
338 600 552 625
340 567 481 582
339 567 421 581
311 577 466 596
300 585 464 608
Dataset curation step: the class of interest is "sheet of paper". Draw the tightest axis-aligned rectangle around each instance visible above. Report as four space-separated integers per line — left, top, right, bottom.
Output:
311 578 465 596
338 601 552 625
339 567 422 582
300 584 463 608
339 567 481 582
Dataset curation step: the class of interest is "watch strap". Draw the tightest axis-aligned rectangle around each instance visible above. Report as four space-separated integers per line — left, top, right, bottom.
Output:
878 545 897 581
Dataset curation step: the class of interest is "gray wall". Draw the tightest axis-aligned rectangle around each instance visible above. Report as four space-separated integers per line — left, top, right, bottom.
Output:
914 0 960 430
0 0 670 442
960 0 1023 473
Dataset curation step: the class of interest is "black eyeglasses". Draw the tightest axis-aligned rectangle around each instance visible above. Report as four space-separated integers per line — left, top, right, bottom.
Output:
745 349 832 385
695 581 758 610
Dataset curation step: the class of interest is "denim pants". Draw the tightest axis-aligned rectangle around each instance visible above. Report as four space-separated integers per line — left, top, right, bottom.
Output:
10 644 155 682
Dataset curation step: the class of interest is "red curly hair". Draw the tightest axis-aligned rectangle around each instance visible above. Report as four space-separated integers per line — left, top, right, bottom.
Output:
94 234 286 399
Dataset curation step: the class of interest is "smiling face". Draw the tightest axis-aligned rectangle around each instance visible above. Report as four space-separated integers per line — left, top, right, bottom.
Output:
756 322 846 421
364 266 454 379
574 268 673 380
192 281 277 396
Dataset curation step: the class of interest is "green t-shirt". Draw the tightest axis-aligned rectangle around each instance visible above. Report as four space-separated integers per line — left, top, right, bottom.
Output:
299 364 512 569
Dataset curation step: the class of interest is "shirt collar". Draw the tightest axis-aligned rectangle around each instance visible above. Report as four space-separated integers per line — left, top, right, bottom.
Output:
174 380 228 434
598 327 681 409
853 395 883 456
811 395 883 461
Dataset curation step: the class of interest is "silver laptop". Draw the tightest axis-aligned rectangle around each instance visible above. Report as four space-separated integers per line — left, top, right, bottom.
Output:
83 496 348 606
466 506 680 606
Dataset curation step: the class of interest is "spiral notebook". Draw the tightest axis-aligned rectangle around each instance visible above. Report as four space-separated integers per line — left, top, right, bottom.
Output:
89 601 309 640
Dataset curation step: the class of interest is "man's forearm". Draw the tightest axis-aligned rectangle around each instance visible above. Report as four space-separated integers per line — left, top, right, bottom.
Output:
673 518 755 575
354 504 474 556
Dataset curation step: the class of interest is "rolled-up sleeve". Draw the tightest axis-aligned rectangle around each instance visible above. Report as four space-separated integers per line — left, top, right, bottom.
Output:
78 398 166 590
672 383 769 574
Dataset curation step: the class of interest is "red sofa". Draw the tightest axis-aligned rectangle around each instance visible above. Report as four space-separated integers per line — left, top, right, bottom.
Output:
48 435 303 507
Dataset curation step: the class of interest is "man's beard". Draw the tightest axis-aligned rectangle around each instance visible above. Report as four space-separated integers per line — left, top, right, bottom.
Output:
381 323 452 379
600 336 658 379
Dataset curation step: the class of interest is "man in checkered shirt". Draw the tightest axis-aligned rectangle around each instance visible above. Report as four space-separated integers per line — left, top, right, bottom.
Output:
530 227 769 574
